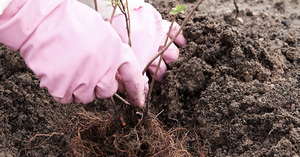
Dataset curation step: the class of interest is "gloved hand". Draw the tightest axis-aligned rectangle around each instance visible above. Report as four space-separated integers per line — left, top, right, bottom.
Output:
110 3 187 82
0 0 146 107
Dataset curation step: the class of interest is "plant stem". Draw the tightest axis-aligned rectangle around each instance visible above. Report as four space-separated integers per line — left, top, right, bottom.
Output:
114 93 130 105
126 0 132 46
144 15 177 118
109 2 117 24
143 0 204 75
232 0 239 26
118 0 132 46
143 0 204 118
94 0 98 12
108 1 131 106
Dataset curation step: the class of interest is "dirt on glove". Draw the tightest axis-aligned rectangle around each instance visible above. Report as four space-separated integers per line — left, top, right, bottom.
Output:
0 0 299 156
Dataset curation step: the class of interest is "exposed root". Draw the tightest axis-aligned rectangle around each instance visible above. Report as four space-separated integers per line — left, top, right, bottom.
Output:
24 132 65 155
24 107 208 156
67 108 206 156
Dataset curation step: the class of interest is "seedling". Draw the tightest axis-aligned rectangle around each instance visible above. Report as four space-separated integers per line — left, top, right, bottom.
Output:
170 4 187 15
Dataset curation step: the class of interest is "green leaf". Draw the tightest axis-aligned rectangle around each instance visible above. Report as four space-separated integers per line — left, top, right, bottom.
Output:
169 10 179 15
113 1 120 5
179 5 187 11
170 4 187 15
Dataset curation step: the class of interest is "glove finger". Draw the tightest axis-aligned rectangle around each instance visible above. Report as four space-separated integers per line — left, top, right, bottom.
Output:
55 82 100 104
162 20 187 47
118 62 145 108
117 72 149 101
95 75 119 99
116 72 125 94
116 72 149 97
144 77 149 95
148 57 168 83
54 96 74 104
54 80 99 104
160 38 180 64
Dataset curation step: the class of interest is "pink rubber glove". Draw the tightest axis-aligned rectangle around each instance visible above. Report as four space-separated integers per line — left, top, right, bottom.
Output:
110 3 187 82
0 0 146 107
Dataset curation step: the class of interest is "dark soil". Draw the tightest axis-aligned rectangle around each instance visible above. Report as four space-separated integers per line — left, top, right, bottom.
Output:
0 0 299 156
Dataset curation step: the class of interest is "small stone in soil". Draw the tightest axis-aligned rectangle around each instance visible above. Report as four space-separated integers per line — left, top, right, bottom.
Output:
281 20 291 26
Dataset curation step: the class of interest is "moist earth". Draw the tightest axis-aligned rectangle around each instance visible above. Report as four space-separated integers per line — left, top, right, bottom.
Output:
0 0 299 156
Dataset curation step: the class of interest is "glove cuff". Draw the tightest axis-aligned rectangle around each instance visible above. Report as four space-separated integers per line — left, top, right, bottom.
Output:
0 0 13 15
0 0 63 51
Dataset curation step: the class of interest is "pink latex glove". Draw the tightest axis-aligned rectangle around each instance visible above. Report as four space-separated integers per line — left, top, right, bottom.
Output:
0 0 146 107
110 3 187 82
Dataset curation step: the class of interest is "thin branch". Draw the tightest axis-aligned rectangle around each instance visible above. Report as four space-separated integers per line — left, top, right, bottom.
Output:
145 15 177 117
109 0 132 105
114 93 130 105
232 0 239 26
144 0 204 117
126 0 131 46
118 0 132 46
94 0 98 12
109 1 118 24
143 0 204 75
